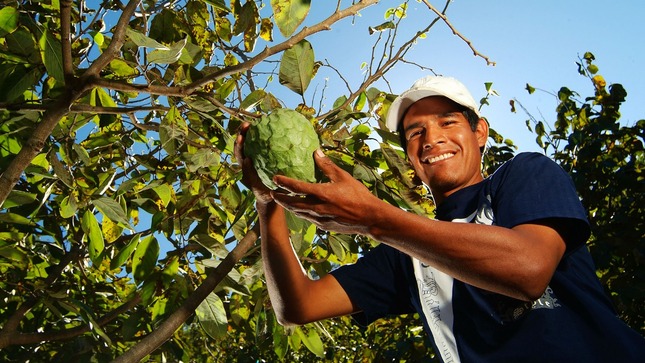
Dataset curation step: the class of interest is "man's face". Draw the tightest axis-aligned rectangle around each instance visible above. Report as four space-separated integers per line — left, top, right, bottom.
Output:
402 96 488 203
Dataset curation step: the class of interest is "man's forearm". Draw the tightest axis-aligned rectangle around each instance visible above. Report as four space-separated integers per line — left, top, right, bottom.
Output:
367 203 566 301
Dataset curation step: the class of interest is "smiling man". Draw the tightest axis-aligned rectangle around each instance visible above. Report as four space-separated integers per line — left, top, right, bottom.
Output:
235 76 645 362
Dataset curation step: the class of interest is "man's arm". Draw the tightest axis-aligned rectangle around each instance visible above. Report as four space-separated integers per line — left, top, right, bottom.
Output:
272 151 567 302
256 200 358 325
235 124 358 325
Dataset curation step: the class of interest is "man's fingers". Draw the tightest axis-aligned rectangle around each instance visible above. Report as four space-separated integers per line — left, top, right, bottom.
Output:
234 122 251 162
272 192 321 215
272 175 310 195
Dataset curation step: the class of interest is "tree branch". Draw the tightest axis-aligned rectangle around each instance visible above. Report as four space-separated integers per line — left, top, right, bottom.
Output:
0 294 142 347
420 0 496 66
0 81 93 207
319 3 441 119
0 102 170 115
0 245 81 349
111 224 260 363
84 0 141 78
60 0 74 80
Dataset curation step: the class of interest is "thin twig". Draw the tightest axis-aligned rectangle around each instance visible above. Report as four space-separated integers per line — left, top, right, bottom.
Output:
420 0 496 66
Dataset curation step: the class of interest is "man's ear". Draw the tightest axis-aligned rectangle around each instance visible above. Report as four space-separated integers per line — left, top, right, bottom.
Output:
475 118 489 148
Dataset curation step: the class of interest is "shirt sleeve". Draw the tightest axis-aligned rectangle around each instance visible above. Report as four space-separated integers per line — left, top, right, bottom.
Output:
490 152 591 250
329 244 415 325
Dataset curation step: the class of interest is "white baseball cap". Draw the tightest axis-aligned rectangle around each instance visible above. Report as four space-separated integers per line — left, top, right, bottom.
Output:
386 76 480 132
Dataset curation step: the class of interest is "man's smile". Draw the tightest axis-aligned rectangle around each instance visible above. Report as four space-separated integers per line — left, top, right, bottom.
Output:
423 152 455 165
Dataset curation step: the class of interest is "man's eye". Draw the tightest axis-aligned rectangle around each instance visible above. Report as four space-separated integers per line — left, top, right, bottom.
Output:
407 130 422 140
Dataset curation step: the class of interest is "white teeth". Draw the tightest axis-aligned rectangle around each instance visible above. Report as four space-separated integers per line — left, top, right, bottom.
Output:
426 153 454 164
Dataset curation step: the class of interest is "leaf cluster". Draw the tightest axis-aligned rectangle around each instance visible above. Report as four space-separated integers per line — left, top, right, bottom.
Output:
521 52 644 333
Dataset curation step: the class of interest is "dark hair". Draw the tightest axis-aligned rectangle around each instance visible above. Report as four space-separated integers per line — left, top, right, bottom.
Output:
397 106 481 154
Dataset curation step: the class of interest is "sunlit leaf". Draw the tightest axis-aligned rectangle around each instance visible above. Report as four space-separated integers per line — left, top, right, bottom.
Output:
82 211 104 264
216 17 232 42
125 28 169 50
132 235 159 283
111 234 140 270
232 0 259 36
148 38 187 64
203 0 231 12
92 196 131 228
160 106 188 155
295 326 325 358
196 292 228 339
328 234 347 261
152 183 173 207
39 28 64 82
0 7 19 38
232 0 259 51
368 20 394 35
260 18 273 41
0 246 27 263
0 63 39 102
271 0 311 37
102 216 123 243
279 39 314 95
108 59 139 77
3 190 37 209
59 195 78 218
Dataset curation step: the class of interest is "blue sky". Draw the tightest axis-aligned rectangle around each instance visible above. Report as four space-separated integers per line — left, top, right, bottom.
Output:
283 1 644 153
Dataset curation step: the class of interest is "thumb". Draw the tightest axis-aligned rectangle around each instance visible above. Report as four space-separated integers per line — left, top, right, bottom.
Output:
314 149 346 182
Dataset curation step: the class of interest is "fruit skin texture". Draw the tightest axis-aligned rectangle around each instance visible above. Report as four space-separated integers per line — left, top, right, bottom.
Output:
244 108 320 190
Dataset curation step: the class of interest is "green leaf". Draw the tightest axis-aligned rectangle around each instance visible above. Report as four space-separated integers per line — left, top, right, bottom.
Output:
183 148 219 172
3 190 37 209
0 246 27 263
152 183 173 207
0 63 39 102
196 292 228 339
0 7 19 38
203 0 231 12
279 40 315 95
232 0 259 36
125 28 169 50
5 28 40 62
328 234 347 261
132 235 159 283
0 212 33 225
271 0 310 37
160 106 188 154
148 38 187 65
59 195 78 218
368 20 395 34
111 234 140 269
108 59 138 77
82 211 104 264
39 28 64 82
92 196 131 228
295 326 325 358
271 314 289 359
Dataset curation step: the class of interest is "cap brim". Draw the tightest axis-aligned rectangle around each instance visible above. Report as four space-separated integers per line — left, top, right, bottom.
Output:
386 89 444 132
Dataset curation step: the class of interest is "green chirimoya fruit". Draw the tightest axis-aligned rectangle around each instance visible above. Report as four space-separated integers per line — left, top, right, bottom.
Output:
244 108 320 190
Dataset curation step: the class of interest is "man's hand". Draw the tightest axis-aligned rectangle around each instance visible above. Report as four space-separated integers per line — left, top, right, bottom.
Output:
272 149 382 235
234 122 273 205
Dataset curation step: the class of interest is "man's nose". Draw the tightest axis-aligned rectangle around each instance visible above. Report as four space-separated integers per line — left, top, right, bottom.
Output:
423 127 445 149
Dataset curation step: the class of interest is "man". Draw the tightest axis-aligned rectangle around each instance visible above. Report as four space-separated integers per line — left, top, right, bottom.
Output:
234 76 645 362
